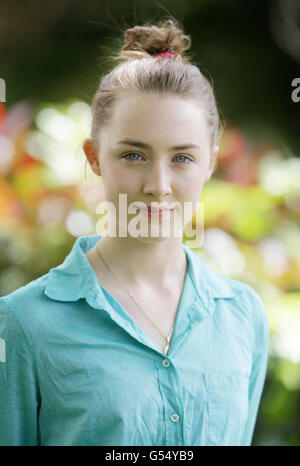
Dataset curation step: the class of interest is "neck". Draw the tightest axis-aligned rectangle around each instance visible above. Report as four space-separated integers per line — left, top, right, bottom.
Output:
95 235 187 289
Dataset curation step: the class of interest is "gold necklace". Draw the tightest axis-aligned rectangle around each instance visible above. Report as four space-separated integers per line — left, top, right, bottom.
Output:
96 246 186 355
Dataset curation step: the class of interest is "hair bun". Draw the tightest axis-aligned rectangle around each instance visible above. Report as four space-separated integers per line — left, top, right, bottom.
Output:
119 18 192 61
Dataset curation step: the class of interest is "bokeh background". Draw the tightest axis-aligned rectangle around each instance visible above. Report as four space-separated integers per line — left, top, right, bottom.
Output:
1 0 300 446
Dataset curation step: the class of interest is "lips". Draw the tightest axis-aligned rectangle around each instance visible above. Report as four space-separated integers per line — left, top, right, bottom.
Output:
135 204 174 212
138 207 174 213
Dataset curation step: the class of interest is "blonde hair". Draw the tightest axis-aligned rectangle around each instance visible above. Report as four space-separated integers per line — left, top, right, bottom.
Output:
89 18 224 158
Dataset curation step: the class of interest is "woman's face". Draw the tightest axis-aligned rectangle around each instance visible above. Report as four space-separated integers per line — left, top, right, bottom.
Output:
84 90 218 242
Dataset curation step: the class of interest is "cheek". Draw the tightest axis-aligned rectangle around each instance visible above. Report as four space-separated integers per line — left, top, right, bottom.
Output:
101 162 139 194
181 170 206 195
102 179 140 211
112 160 143 187
179 176 206 216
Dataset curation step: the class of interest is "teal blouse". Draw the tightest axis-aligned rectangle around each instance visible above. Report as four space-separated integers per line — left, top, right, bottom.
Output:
0 234 269 446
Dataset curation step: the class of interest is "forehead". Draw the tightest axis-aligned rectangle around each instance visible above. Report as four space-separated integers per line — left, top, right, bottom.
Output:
101 90 209 147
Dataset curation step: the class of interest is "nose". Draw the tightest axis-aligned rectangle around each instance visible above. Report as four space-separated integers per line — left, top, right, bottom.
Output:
142 162 172 198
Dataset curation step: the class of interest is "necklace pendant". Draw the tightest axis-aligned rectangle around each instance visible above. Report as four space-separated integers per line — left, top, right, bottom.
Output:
163 342 170 355
167 327 173 343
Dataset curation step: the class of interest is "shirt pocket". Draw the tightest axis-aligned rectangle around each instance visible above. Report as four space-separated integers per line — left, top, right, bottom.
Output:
202 372 249 446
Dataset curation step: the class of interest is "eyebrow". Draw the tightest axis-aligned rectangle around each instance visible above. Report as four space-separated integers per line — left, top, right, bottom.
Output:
116 138 201 151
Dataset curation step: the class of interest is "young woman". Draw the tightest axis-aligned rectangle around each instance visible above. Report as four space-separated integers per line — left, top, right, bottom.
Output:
0 19 269 446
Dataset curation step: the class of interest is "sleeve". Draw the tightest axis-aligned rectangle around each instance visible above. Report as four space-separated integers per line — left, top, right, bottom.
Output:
240 287 270 446
0 298 40 446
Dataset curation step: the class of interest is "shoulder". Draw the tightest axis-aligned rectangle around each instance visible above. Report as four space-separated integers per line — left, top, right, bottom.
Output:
0 273 50 346
209 268 270 357
226 276 269 325
215 272 270 344
189 248 269 335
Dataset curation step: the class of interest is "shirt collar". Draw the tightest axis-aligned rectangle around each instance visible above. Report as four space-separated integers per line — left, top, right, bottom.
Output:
44 234 239 310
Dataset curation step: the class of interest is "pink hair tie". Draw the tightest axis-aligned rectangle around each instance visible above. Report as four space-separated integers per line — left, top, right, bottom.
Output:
153 52 174 58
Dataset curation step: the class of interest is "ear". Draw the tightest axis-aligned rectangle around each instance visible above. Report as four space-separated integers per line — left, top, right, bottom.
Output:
204 145 219 182
83 138 101 176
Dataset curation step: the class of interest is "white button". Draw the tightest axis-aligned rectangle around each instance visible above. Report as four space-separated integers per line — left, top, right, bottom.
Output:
162 359 170 367
170 413 179 422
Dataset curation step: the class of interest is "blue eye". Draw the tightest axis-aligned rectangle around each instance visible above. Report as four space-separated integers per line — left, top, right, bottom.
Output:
123 152 143 161
122 152 192 163
175 155 192 164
